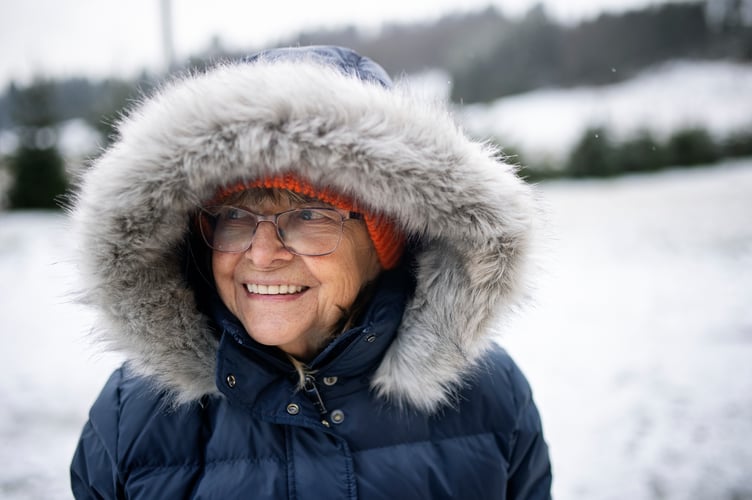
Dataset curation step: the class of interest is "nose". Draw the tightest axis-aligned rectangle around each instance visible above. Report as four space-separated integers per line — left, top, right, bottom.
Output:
244 220 293 266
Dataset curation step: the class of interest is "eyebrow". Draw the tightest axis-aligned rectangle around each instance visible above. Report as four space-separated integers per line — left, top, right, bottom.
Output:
232 203 338 213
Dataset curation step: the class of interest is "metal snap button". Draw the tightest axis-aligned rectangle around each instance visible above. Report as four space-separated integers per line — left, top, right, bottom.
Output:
331 409 345 424
365 334 376 343
226 374 236 388
323 376 338 386
286 403 300 415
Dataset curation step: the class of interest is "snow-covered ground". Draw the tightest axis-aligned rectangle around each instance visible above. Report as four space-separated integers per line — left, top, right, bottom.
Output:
1 158 751 499
505 159 752 499
0 212 121 499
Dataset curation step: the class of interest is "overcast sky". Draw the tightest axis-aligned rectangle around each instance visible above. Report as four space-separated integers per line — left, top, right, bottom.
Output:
0 0 681 86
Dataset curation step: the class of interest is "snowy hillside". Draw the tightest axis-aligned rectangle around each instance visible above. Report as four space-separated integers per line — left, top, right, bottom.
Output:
1 158 751 499
2 59 750 175
460 60 752 164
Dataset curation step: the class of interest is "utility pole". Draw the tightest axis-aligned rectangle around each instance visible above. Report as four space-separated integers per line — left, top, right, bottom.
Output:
160 0 176 73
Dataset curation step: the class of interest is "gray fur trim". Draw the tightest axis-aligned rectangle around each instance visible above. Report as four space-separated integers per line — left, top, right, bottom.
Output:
71 58 536 413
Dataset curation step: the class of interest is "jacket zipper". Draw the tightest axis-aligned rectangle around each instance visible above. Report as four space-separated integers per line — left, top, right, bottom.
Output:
303 375 331 427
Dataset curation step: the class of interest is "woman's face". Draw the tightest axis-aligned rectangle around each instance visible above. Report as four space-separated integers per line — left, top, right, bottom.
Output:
211 192 382 360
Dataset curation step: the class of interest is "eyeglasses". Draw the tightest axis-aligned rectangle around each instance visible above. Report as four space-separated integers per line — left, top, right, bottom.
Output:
198 205 363 256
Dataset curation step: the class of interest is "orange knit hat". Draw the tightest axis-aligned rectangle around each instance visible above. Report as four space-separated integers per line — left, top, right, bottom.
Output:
211 174 405 270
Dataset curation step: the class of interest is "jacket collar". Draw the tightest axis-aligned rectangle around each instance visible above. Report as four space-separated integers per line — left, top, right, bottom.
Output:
212 268 410 416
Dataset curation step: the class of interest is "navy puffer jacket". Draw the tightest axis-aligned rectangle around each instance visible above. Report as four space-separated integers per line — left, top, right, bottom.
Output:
70 46 551 499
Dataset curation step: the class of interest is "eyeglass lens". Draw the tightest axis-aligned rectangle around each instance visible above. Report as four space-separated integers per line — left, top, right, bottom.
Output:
200 207 346 256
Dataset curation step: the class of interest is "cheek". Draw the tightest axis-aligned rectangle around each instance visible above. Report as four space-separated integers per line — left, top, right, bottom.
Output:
211 253 228 283
351 233 382 283
323 233 382 304
212 253 237 304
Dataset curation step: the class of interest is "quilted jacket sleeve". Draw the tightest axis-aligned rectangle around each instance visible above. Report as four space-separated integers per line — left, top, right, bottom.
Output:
70 369 125 500
506 360 553 500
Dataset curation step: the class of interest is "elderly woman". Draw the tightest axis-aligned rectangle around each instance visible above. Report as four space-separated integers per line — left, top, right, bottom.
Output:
70 46 551 499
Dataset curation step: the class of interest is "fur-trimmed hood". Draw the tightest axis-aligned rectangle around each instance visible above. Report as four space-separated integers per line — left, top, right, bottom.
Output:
71 46 536 414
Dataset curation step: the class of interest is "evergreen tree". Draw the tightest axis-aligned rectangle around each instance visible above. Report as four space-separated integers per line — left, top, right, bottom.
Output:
613 130 668 173
666 127 720 167
566 127 617 177
6 79 69 209
8 132 68 209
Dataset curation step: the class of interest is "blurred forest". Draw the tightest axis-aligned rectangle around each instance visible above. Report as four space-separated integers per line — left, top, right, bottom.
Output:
1 0 751 207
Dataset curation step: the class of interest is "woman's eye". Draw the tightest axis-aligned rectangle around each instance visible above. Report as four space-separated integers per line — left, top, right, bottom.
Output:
298 209 324 221
221 208 251 222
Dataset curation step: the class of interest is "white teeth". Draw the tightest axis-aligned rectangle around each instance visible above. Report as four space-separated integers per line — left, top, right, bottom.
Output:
245 284 304 295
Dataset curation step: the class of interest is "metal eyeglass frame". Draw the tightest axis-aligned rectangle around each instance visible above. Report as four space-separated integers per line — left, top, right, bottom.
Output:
198 206 363 256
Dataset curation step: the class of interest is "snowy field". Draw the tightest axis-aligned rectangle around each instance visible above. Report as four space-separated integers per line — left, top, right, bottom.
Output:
1 158 751 499
504 158 752 499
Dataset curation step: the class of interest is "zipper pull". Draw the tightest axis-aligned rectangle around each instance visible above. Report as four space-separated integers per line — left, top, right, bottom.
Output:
303 375 329 418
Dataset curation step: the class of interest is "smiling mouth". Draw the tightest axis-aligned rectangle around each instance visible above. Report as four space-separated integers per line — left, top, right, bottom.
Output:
244 284 307 295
